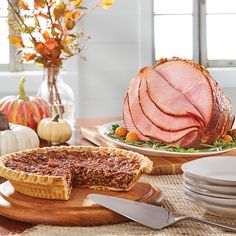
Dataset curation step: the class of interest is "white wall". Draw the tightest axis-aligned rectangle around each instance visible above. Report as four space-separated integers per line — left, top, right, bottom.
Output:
77 0 150 118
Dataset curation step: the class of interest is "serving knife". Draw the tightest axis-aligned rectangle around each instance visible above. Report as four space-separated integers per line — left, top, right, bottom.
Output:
87 194 236 232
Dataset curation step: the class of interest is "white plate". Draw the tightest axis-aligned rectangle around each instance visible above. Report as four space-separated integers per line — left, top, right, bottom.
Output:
184 192 236 218
182 156 236 185
183 174 236 195
98 121 235 158
183 181 236 199
184 188 236 207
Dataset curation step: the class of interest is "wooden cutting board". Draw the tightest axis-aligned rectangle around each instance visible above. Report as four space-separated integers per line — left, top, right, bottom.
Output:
80 126 236 175
0 180 162 226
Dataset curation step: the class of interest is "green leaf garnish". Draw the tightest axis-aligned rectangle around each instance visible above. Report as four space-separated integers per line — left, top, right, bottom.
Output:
107 124 236 153
110 124 120 135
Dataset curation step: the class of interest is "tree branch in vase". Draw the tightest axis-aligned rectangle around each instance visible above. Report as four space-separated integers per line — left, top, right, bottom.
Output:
7 0 115 118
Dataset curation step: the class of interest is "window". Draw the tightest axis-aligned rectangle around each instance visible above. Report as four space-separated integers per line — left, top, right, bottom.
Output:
0 0 38 71
0 1 9 70
154 0 236 67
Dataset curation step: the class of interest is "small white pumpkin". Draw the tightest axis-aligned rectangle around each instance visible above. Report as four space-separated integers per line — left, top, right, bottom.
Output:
37 114 72 144
0 111 39 156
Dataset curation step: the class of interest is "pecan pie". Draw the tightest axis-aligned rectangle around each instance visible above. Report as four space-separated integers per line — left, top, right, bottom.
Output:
0 146 152 200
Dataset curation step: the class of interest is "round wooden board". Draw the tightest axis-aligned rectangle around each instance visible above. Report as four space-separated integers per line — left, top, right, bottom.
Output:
0 181 162 226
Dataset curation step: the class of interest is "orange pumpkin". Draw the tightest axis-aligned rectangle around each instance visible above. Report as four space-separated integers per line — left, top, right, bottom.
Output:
0 77 51 130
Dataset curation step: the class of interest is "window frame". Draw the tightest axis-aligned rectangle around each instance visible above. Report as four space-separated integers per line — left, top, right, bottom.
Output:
153 0 236 68
0 1 10 70
0 0 40 72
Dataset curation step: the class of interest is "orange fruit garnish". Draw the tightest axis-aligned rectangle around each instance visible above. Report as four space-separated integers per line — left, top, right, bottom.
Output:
125 132 139 142
222 134 233 142
115 126 128 138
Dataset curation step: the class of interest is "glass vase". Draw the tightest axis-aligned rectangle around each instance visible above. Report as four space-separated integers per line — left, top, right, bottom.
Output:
37 67 75 125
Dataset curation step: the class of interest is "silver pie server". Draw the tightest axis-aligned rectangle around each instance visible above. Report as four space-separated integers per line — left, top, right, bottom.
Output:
87 194 236 232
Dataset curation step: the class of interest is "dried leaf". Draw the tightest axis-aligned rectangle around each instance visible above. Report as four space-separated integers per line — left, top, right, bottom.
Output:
34 16 40 27
102 0 115 10
35 42 45 54
23 53 36 61
34 0 46 9
62 46 74 56
51 48 61 58
62 38 74 45
34 56 44 65
45 39 58 50
16 49 23 55
38 12 49 19
26 26 35 33
68 33 77 38
72 11 80 20
9 35 24 47
18 0 30 10
73 0 82 9
64 10 72 19
66 19 75 30
53 23 63 32
43 31 50 40
53 2 66 21
8 23 20 32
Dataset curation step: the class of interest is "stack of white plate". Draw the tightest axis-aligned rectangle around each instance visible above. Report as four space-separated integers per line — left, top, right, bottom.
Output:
181 156 236 218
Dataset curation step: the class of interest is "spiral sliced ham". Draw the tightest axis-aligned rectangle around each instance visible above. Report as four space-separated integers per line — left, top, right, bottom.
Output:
127 75 198 143
123 58 235 148
123 96 149 141
146 68 204 123
139 69 201 131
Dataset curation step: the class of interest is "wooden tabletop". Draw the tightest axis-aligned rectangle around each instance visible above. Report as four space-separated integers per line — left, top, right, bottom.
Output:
1 117 235 235
0 117 120 236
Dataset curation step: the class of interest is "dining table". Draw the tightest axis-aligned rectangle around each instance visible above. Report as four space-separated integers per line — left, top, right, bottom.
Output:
0 117 236 236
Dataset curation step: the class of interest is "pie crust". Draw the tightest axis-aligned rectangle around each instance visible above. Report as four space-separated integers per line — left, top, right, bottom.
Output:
0 146 153 200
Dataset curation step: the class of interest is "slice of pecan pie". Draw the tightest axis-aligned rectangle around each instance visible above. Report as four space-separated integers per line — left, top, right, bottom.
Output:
0 146 153 200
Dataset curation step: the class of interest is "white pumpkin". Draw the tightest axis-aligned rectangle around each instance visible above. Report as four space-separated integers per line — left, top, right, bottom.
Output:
0 111 39 156
37 114 72 144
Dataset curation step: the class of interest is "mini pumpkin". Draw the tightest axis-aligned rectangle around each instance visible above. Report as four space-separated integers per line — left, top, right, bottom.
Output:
0 111 39 156
0 77 51 130
37 114 72 144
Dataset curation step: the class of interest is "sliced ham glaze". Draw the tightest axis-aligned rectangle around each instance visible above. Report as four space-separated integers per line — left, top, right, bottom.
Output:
123 58 235 148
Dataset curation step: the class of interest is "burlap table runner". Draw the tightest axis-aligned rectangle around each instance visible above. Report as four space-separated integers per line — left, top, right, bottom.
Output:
13 175 236 236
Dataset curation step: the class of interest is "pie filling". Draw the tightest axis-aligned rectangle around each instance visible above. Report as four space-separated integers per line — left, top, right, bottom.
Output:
5 149 140 189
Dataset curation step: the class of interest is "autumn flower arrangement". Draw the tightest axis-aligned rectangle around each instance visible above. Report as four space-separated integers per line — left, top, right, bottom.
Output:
7 0 114 118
